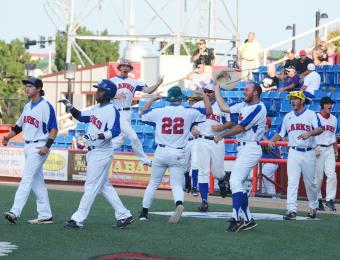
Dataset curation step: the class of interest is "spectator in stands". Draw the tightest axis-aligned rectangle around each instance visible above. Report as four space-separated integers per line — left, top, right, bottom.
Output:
300 63 320 99
261 65 279 92
59 112 76 135
278 66 300 92
191 39 215 69
313 37 328 65
237 32 262 81
296 50 314 74
283 49 299 70
327 44 338 65
186 63 212 90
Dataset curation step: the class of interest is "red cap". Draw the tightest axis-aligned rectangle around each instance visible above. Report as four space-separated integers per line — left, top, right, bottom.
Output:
266 118 271 126
299 50 306 56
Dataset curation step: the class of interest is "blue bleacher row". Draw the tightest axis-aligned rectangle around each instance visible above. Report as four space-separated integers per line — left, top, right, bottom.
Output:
8 65 340 158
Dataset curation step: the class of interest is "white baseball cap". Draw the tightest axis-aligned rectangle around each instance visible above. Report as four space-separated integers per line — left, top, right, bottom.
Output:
203 81 215 91
307 63 315 71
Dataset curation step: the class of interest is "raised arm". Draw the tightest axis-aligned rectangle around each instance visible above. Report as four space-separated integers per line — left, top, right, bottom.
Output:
140 94 161 115
214 84 231 113
142 76 164 94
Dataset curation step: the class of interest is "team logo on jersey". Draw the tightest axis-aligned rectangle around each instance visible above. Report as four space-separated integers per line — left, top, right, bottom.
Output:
206 113 221 122
23 116 39 128
323 125 335 133
90 115 102 129
287 123 311 133
118 83 134 92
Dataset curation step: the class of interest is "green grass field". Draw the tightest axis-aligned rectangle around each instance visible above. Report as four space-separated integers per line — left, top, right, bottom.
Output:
0 184 340 260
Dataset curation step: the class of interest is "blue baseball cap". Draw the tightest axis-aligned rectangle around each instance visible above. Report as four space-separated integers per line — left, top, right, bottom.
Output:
166 86 184 102
22 77 43 89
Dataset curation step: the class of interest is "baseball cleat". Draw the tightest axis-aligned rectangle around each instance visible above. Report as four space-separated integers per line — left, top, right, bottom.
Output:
168 204 184 224
198 200 209 212
307 208 317 219
241 218 257 231
64 219 83 228
317 199 325 211
114 216 134 229
139 211 149 221
218 178 227 198
325 200 336 212
283 211 297 220
226 218 244 233
27 217 53 224
191 187 198 196
4 211 17 224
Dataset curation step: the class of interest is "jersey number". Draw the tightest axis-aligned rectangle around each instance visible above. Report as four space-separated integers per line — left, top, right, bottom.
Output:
161 117 184 134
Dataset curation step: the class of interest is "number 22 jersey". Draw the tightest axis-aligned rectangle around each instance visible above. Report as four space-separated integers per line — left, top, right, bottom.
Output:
141 104 205 148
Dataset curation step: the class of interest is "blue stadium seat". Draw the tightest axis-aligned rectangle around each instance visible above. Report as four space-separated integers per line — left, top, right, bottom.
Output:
138 100 147 110
314 90 331 101
280 100 291 114
309 103 320 112
225 143 236 155
236 81 247 91
331 92 340 101
76 123 87 131
332 103 340 114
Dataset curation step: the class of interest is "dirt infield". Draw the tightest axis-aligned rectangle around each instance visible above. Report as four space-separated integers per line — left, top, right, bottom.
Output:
1 181 338 215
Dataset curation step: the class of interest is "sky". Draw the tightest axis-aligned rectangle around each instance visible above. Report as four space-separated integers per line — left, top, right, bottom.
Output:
0 0 339 64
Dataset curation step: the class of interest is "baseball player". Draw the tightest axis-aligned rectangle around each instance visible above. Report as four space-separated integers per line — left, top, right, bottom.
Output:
214 82 266 232
184 92 204 196
60 80 133 229
315 96 338 212
138 86 209 224
261 118 280 196
111 59 163 166
192 82 233 212
269 91 323 220
3 77 58 224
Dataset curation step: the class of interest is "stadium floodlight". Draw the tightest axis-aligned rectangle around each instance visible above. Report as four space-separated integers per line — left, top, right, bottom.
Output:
285 24 296 50
315 10 328 43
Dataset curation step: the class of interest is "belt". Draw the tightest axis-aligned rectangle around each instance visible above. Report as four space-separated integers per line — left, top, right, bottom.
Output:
25 140 45 144
237 141 259 146
158 144 184 149
188 137 198 141
117 107 131 111
319 144 332 148
291 147 312 152
88 146 96 151
198 135 214 140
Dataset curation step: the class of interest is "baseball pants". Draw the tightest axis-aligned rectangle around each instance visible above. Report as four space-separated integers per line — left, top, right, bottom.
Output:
10 141 52 219
315 146 337 201
261 163 278 195
112 111 149 164
230 143 262 193
287 149 318 213
142 146 186 208
196 138 225 183
71 148 131 223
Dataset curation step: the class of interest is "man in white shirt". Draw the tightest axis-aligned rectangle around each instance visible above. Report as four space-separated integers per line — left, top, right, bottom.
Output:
301 63 320 99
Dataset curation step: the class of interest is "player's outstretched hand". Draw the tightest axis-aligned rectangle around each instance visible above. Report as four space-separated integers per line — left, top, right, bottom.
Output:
268 140 276 149
214 135 223 144
58 99 73 109
297 132 310 140
157 75 164 86
1 136 9 146
82 133 98 144
37 146 49 156
115 92 127 100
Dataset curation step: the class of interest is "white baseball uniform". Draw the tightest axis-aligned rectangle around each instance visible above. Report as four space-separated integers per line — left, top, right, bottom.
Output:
193 101 230 183
110 76 150 164
70 103 132 225
141 105 205 208
229 101 266 221
9 98 57 220
278 109 321 213
315 112 337 201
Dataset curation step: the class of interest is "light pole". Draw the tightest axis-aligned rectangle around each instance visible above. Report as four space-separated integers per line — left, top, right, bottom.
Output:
64 63 76 110
286 24 296 51
315 10 328 43
24 64 36 77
